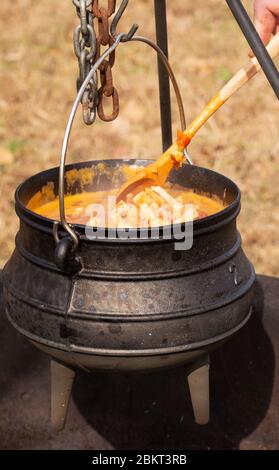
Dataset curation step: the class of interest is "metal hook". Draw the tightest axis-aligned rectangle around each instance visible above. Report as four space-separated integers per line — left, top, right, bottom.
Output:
110 0 139 42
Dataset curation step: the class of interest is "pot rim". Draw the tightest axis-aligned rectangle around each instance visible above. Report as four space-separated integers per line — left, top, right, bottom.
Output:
15 158 241 243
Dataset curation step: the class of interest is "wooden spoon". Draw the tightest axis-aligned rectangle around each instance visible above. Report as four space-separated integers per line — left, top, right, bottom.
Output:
117 33 279 203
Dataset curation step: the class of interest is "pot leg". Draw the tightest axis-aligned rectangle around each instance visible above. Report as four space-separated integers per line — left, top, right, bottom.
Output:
187 355 210 425
50 360 76 431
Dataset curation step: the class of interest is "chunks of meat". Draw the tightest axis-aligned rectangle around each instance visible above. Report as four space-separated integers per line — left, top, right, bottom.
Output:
104 186 199 228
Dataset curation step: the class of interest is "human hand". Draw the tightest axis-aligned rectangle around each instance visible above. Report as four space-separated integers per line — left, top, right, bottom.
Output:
254 0 279 44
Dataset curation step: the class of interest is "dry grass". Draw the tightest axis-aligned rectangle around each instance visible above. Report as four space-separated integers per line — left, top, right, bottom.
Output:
0 0 278 275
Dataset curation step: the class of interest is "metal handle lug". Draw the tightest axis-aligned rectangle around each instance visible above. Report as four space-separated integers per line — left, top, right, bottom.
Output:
54 236 82 274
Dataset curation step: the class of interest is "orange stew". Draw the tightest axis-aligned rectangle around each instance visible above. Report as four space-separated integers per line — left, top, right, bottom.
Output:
29 183 225 228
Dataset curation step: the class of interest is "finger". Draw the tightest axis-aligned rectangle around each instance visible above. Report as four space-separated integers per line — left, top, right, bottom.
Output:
249 1 277 57
254 1 277 44
255 17 275 45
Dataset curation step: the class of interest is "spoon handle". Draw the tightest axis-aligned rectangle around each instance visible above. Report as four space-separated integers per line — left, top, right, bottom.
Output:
221 32 279 101
181 33 279 146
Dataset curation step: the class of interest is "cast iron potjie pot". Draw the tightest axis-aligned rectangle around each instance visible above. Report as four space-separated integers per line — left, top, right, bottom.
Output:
3 159 255 370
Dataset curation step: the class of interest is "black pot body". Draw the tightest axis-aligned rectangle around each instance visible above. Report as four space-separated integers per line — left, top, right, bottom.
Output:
3 160 255 371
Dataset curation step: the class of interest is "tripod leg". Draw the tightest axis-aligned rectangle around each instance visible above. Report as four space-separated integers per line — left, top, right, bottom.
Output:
187 355 210 425
50 360 76 431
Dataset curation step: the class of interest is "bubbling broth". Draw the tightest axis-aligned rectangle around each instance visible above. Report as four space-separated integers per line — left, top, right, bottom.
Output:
29 182 225 228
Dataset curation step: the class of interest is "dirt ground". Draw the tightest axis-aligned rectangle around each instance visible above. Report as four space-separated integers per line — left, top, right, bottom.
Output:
0 0 278 275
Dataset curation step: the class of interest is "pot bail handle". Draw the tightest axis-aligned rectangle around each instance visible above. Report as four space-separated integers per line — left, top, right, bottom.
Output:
54 32 189 266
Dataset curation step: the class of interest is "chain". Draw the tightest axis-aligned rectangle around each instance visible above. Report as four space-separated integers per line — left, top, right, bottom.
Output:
73 0 97 125
92 0 119 121
73 0 119 124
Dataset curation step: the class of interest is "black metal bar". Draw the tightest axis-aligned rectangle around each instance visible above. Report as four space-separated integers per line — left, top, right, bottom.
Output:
154 0 173 151
226 0 279 99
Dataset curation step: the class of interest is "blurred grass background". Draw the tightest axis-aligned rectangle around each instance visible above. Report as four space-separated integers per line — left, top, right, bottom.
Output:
0 0 278 274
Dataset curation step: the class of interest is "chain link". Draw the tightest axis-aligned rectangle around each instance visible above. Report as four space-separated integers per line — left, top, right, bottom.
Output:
72 0 120 124
92 0 116 17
